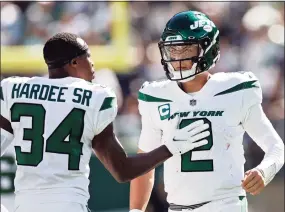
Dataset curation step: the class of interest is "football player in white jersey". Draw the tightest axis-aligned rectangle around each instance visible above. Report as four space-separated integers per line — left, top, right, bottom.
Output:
129 11 284 212
0 32 212 212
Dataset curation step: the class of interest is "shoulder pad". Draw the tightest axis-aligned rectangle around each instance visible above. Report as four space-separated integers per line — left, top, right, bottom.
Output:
138 80 172 103
236 71 261 89
1 76 27 84
239 71 263 111
90 83 116 99
218 71 260 85
139 80 170 93
237 71 258 81
1 76 30 91
213 71 261 97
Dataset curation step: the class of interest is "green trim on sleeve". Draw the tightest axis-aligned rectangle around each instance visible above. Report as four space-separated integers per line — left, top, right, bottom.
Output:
99 97 115 111
214 80 258 96
138 91 172 102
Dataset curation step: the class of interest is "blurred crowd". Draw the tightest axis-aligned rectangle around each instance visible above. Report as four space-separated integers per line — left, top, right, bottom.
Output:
1 1 284 211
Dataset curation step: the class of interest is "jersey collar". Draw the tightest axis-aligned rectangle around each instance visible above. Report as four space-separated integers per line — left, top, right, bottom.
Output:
170 76 214 101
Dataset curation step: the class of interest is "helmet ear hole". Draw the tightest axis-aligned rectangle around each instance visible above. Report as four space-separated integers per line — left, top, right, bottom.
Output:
200 37 211 50
198 59 208 71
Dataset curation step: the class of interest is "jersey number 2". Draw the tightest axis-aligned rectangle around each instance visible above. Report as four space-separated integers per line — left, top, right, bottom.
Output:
11 103 85 170
180 118 214 172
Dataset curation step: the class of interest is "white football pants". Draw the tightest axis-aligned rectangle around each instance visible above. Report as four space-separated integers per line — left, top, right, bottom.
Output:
14 202 91 212
168 196 248 212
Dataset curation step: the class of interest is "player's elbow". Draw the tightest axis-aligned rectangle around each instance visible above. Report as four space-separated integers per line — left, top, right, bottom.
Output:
112 169 145 183
107 164 130 183
116 169 155 184
116 177 129 183
112 172 131 183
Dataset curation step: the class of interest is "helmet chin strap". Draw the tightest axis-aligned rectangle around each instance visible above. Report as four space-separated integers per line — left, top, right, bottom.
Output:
177 72 196 82
167 46 205 82
169 63 198 82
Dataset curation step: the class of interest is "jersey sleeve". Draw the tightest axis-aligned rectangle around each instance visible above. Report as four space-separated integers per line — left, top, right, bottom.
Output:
93 87 118 135
240 71 262 122
1 78 11 121
241 72 283 176
137 85 163 152
242 103 284 185
242 104 282 152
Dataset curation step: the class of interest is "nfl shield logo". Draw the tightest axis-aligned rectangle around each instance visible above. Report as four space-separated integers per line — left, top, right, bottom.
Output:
190 99 197 106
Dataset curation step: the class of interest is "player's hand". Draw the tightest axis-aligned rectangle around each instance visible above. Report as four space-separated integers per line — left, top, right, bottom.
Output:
165 119 210 155
129 210 143 212
241 168 265 196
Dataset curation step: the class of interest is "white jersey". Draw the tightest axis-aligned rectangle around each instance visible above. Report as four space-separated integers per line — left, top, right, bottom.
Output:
0 76 117 205
138 72 263 205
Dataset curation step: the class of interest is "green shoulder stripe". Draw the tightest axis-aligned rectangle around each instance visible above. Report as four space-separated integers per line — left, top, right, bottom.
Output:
214 80 258 96
138 91 172 102
99 97 115 111
0 87 3 100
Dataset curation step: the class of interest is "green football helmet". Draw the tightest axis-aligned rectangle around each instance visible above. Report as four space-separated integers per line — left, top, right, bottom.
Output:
158 11 220 82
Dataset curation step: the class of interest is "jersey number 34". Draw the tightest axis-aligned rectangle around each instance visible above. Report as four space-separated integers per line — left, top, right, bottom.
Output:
180 118 213 172
11 103 85 171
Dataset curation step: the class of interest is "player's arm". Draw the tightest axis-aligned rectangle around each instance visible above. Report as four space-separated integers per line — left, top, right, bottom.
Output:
242 103 284 194
241 72 284 194
92 122 171 183
91 87 170 183
0 79 14 156
129 101 163 211
92 87 209 183
129 149 155 212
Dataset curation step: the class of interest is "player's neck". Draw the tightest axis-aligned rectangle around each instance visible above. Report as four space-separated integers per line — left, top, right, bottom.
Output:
48 69 69 79
179 72 211 93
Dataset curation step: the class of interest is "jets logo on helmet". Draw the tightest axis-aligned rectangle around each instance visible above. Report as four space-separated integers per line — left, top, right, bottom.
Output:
158 10 220 82
190 20 216 30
